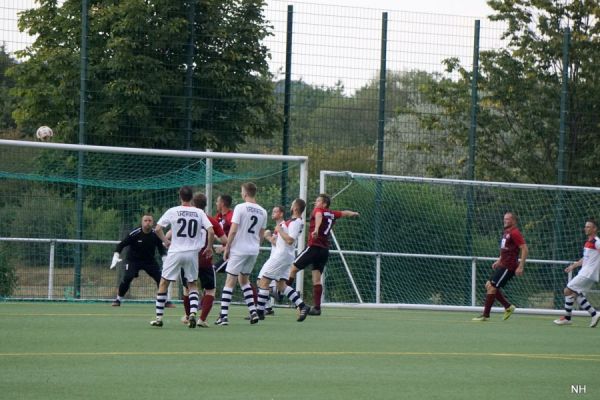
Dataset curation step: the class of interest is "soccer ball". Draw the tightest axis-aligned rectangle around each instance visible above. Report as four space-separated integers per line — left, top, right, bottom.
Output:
36 126 54 141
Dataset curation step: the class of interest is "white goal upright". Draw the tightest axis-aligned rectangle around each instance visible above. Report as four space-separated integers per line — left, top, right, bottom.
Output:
319 170 600 315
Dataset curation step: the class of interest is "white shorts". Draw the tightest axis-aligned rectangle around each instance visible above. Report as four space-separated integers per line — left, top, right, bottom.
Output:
258 254 294 281
567 275 597 295
226 254 258 276
162 250 198 282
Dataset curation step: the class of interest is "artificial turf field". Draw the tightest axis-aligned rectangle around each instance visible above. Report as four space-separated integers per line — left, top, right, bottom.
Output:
0 302 598 400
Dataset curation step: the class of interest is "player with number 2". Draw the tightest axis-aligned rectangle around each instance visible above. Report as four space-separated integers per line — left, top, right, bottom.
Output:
215 182 267 326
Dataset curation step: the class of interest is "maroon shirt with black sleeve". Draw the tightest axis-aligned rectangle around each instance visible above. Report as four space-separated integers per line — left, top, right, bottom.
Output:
499 226 526 271
307 207 343 249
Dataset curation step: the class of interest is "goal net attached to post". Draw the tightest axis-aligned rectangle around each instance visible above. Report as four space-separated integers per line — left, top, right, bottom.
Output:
0 139 307 301
320 170 600 315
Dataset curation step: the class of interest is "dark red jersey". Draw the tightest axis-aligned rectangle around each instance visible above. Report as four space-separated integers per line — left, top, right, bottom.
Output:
307 207 343 248
198 216 225 269
499 226 526 270
215 209 233 236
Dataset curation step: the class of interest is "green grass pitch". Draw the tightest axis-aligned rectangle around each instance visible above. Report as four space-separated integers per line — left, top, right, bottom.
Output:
0 302 598 400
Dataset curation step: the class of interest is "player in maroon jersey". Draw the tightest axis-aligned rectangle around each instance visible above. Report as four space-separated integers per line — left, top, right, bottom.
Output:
286 193 359 316
214 194 234 274
215 194 234 236
473 212 528 321
179 193 227 327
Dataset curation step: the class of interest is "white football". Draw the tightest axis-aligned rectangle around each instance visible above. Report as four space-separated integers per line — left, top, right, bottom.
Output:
36 126 53 141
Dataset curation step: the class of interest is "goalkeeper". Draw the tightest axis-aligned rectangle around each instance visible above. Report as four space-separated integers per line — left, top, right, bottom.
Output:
110 214 171 307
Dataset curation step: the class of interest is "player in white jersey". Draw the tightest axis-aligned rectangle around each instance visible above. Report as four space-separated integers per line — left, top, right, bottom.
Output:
256 198 308 321
254 205 286 317
215 182 267 326
150 186 214 328
554 218 600 328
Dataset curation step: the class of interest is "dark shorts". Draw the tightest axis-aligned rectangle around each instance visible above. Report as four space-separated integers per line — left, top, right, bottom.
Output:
294 246 329 273
489 267 515 288
180 267 215 290
124 263 161 284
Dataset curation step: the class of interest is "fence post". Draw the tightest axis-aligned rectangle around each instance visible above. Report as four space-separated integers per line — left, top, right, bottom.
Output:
376 12 388 176
281 5 294 207
467 19 480 181
372 12 388 303
553 27 570 308
184 0 196 150
75 0 90 299
465 20 480 305
557 27 570 187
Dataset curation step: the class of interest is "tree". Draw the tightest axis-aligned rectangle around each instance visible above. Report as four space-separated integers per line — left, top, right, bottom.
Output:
9 0 281 151
415 0 600 185
0 45 17 132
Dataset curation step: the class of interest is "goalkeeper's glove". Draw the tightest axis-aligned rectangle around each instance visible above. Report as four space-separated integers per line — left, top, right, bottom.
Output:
110 252 121 269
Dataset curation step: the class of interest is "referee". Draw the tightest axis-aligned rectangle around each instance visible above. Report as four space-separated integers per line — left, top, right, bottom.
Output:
110 214 173 307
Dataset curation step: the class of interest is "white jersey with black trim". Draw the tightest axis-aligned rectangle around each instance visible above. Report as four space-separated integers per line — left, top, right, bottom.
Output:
580 236 600 282
230 201 267 256
157 205 212 253
272 218 304 258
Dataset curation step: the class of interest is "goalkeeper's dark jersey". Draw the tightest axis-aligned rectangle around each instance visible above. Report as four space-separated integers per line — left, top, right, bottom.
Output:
115 227 166 266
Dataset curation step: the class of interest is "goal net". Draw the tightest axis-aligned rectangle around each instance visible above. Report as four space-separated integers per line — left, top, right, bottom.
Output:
0 139 307 301
320 171 600 314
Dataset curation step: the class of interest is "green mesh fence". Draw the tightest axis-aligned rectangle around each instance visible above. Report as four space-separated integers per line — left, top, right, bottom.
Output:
321 172 600 309
0 141 306 301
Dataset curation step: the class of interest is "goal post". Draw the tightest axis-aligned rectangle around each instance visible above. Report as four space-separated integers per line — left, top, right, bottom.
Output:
0 139 307 301
320 170 600 315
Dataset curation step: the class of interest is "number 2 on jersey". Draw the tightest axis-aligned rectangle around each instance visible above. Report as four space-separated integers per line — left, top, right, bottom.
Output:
247 215 258 234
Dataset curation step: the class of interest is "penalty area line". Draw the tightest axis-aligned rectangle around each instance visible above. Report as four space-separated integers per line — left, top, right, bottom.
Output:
1 351 599 362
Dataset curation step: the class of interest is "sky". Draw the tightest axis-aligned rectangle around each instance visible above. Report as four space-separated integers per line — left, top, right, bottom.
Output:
275 0 495 18
263 0 503 91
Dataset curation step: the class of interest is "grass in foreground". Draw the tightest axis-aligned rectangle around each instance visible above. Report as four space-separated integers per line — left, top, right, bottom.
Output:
0 302 598 400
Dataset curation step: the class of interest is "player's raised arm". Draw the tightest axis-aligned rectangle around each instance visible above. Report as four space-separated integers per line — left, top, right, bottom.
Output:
340 210 359 218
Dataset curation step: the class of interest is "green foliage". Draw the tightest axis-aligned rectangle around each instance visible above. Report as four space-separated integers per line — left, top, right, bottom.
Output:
0 185 126 266
414 0 600 185
0 45 17 131
0 244 18 297
83 207 120 265
9 0 280 150
287 72 427 149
